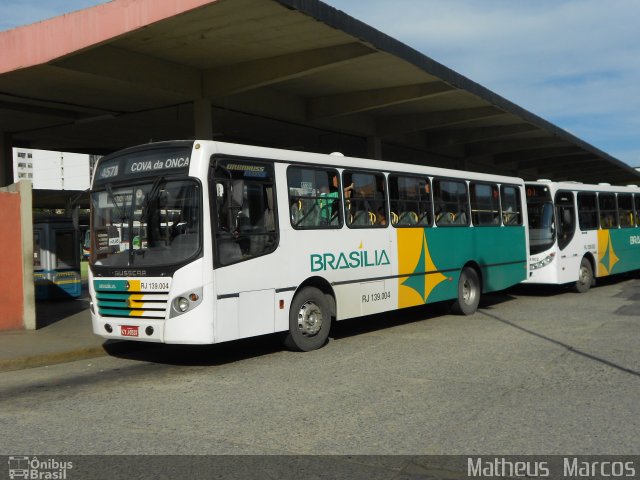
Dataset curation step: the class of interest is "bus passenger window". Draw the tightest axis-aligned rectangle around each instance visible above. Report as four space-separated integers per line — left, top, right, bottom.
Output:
389 175 432 227
287 167 342 229
500 185 523 226
598 193 617 229
617 194 634 228
635 195 640 226
211 160 277 266
433 179 468 226
577 192 598 230
470 183 500 226
343 171 387 228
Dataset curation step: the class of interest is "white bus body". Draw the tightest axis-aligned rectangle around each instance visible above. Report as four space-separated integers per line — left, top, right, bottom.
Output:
90 141 529 350
524 180 640 291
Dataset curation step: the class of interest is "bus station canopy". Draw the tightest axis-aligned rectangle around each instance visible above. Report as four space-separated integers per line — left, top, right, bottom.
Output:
1 0 638 186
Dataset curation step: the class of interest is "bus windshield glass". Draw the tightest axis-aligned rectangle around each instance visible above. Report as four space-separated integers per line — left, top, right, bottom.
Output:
90 179 200 267
525 184 555 255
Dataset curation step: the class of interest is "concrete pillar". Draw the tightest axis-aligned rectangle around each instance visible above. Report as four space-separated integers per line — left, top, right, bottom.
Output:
0 132 14 187
16 180 35 330
367 136 382 160
194 98 213 140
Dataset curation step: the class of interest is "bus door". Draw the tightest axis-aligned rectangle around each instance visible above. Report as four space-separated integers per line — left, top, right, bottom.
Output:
211 159 278 342
554 191 580 284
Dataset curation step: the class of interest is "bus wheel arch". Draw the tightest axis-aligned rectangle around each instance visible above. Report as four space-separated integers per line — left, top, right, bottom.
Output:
573 255 595 293
284 277 335 352
296 276 336 318
451 262 482 315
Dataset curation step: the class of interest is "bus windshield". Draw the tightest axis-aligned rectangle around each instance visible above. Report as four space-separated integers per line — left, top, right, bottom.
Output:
525 185 555 255
90 179 200 267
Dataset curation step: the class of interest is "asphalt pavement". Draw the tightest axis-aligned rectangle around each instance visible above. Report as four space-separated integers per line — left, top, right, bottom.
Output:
0 274 638 460
1 274 638 375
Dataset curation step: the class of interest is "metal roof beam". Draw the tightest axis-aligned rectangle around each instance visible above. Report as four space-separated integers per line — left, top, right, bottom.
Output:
376 106 504 137
493 146 584 165
464 137 565 158
568 167 638 183
307 82 454 120
0 93 117 118
520 154 597 172
54 46 200 98
204 43 376 98
521 162 602 179
426 123 538 149
0 100 82 120
555 163 628 183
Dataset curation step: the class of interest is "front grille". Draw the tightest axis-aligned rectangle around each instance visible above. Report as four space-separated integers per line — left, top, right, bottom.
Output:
94 279 170 320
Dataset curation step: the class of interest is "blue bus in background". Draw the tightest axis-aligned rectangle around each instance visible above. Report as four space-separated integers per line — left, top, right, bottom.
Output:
33 218 82 299
82 229 91 259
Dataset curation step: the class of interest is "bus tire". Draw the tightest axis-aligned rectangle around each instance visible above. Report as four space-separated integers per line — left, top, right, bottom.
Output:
284 287 331 352
451 267 480 315
573 258 593 293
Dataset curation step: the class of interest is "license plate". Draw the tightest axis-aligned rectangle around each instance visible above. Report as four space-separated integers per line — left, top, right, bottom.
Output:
121 325 139 337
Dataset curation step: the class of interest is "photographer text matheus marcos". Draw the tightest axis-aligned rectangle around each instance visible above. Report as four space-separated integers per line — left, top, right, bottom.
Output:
467 457 637 478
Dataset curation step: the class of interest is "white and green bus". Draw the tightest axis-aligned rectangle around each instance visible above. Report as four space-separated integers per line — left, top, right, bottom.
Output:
89 141 528 351
524 180 640 292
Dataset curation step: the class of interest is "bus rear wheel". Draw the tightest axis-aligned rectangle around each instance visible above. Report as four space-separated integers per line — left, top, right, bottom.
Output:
284 287 331 352
451 267 481 315
573 258 593 293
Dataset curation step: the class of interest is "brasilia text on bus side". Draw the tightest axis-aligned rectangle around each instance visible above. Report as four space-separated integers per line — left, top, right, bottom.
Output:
310 249 391 272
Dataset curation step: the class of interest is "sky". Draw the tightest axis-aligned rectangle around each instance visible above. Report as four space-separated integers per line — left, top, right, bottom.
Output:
1 0 639 167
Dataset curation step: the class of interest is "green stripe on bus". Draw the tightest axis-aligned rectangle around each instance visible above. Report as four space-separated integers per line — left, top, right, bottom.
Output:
94 280 129 291
98 308 134 317
96 293 132 300
97 301 129 308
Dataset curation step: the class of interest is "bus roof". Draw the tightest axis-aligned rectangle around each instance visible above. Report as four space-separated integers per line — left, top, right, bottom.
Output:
525 180 640 194
206 140 526 185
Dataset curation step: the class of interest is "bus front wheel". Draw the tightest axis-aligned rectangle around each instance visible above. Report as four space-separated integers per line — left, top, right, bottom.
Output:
451 267 481 315
284 287 331 352
573 258 593 293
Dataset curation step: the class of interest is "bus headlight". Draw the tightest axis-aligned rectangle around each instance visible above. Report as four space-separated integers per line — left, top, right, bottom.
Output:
170 288 204 318
176 297 190 312
530 253 555 270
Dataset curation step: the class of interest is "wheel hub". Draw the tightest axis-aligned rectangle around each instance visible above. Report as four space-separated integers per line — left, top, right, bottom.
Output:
297 301 323 336
462 279 476 305
580 266 589 284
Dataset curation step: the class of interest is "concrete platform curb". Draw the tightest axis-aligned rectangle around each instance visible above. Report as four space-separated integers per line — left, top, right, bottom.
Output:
0 345 109 373
0 339 161 373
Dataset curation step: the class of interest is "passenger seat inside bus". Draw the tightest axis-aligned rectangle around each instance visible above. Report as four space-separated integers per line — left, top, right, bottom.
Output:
436 212 454 225
351 209 376 226
453 210 467 225
398 211 418 225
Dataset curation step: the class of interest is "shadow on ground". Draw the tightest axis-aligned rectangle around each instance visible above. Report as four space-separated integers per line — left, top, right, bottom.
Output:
101 275 639 368
35 286 90 328
103 298 515 368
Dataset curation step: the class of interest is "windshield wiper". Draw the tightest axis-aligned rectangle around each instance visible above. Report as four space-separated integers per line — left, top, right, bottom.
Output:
130 176 166 266
140 176 166 219
104 183 129 223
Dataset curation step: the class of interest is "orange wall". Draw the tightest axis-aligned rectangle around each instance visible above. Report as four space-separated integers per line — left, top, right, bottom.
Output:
0 191 24 330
